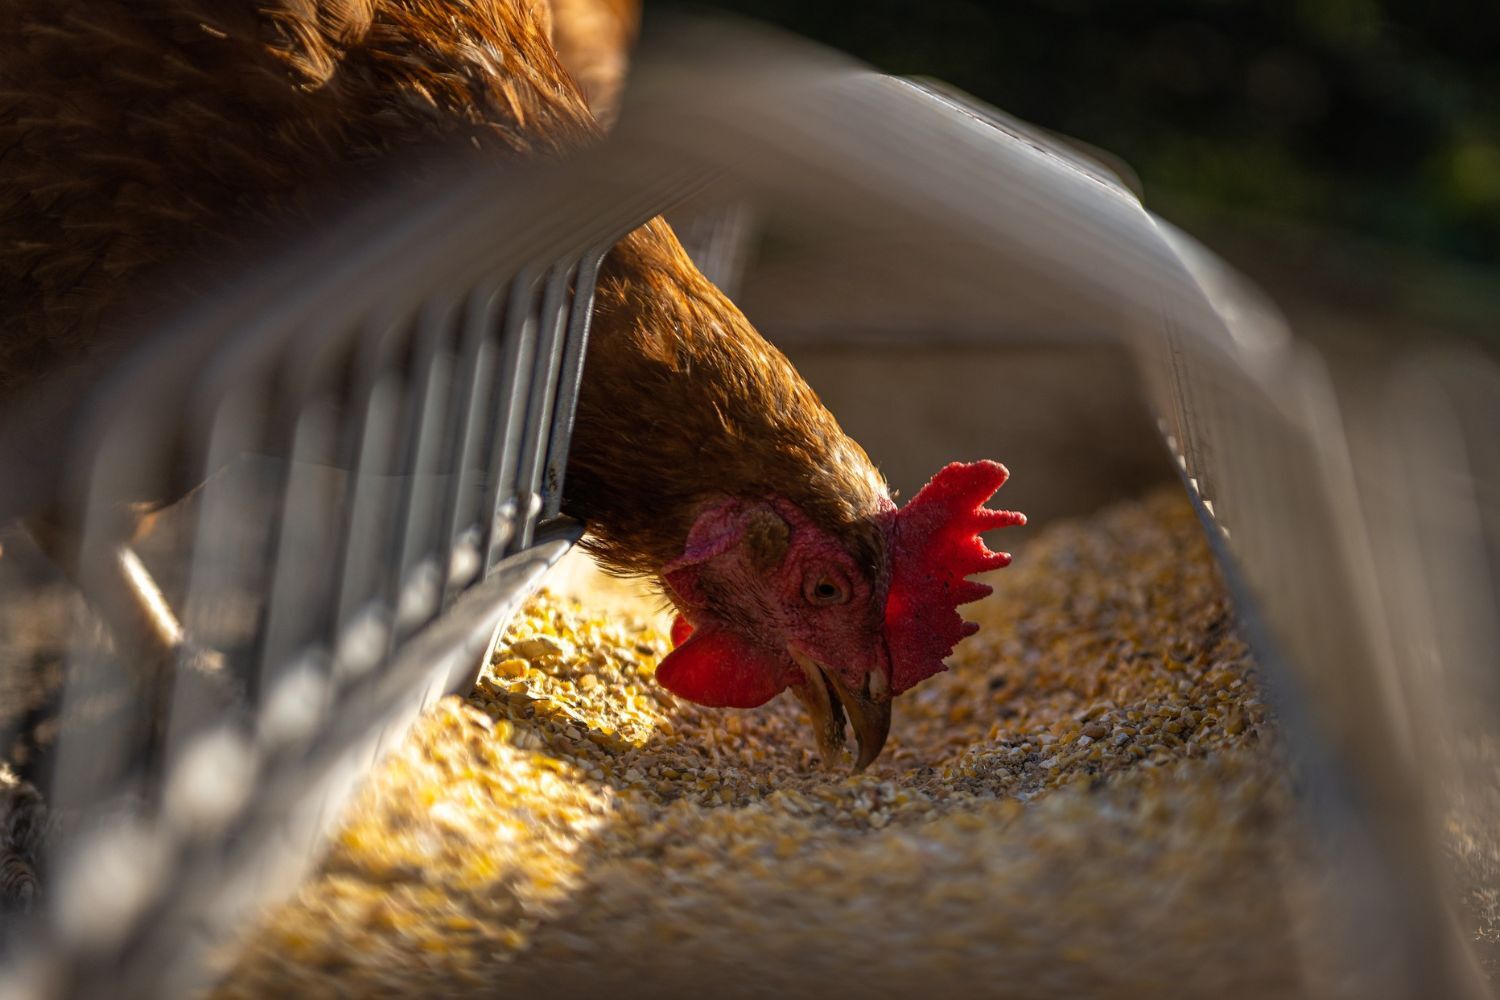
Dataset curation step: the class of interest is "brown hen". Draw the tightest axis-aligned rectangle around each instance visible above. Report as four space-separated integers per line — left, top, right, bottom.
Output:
0 0 1021 773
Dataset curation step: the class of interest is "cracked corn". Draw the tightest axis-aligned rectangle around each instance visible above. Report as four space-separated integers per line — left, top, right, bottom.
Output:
215 488 1325 998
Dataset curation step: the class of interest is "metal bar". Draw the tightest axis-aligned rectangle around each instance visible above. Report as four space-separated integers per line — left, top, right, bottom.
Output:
439 281 508 602
513 262 576 552
480 270 542 576
327 312 413 683
542 246 608 519
386 295 462 644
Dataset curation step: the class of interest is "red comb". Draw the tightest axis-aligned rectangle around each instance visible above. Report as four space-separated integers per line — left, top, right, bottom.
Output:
882 460 1025 694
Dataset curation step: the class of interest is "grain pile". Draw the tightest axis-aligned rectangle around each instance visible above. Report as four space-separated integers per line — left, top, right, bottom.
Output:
215 488 1331 998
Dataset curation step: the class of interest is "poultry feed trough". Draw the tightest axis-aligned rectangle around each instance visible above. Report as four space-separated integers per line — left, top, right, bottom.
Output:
1 15 1496 999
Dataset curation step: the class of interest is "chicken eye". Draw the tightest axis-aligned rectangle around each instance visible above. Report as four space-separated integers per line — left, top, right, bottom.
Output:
804 574 849 607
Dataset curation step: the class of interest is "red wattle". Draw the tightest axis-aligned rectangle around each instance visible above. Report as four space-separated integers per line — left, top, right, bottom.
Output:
655 626 790 709
671 614 695 648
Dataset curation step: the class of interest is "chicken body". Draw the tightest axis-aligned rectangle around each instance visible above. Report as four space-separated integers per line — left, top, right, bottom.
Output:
0 0 595 402
0 0 1018 769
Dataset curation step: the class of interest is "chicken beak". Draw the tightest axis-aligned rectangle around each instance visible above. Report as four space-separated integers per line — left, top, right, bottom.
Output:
790 650 892 772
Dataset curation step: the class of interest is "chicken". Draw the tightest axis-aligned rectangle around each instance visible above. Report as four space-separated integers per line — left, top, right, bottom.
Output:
571 223 1025 766
0 0 1024 771
545 0 640 127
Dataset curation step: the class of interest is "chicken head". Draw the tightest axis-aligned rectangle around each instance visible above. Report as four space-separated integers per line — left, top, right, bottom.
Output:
657 460 1024 770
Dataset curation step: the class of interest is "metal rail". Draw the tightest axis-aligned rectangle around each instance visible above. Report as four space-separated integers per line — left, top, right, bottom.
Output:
609 21 1500 995
0 146 658 998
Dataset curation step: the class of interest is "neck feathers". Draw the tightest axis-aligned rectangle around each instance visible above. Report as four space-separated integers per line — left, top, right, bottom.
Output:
566 220 890 578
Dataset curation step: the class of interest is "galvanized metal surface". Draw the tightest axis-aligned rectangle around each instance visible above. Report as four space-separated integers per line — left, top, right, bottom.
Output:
0 138 631 1000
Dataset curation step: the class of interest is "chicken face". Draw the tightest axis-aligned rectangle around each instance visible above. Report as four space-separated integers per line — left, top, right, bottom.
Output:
656 461 1024 770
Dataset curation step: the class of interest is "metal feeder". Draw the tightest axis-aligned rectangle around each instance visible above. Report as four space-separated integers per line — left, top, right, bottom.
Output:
1 15 1495 999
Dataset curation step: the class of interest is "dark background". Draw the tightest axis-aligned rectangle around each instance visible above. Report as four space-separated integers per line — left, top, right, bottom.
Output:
689 0 1500 349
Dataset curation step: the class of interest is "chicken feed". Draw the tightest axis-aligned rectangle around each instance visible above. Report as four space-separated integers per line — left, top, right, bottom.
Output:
213 487 1340 997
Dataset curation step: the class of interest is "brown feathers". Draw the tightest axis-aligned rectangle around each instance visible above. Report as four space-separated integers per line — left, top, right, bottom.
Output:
0 0 595 401
546 0 640 126
565 218 890 578
0 0 889 583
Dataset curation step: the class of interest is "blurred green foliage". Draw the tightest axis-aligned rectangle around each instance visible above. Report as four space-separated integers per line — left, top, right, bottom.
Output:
691 0 1500 270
